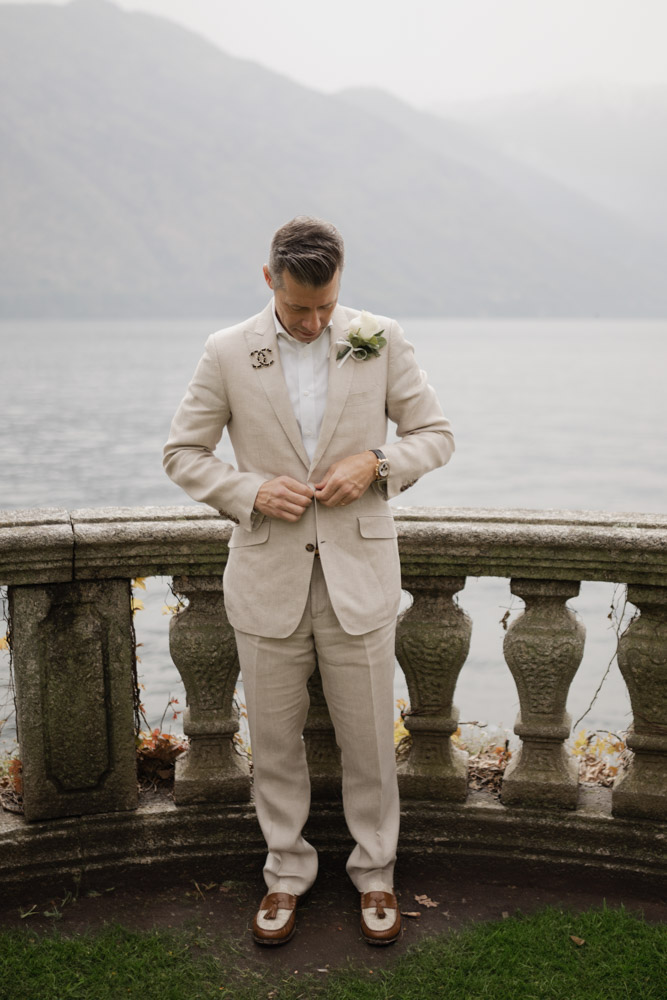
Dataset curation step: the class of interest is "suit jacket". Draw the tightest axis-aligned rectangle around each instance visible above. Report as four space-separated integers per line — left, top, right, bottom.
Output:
163 302 454 637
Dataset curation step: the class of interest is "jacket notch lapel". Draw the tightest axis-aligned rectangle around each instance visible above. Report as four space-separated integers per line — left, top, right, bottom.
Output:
245 309 311 469
309 307 354 472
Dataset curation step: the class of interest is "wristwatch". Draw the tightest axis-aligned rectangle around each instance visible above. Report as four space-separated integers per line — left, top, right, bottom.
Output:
370 448 390 482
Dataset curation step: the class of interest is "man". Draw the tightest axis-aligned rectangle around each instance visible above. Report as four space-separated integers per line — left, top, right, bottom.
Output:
164 217 454 946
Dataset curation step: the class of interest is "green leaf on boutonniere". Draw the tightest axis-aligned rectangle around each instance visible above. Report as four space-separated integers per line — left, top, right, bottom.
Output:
337 323 386 362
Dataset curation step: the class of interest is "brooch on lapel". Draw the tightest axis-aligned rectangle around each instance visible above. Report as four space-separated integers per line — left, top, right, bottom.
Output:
336 311 386 367
250 348 274 369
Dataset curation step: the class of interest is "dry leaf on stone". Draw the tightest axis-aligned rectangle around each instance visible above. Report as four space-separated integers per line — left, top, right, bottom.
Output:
414 894 439 908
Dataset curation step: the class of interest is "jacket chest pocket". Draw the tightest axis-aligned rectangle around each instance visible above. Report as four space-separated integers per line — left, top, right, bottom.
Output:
228 519 271 548
345 381 380 408
358 515 397 539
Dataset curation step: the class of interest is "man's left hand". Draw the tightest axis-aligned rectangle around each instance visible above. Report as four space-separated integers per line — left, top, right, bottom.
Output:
314 451 377 507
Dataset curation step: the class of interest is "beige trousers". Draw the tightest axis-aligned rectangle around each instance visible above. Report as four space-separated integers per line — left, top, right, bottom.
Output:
234 558 400 896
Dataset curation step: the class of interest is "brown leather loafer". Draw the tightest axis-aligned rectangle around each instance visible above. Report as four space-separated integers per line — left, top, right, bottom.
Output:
252 891 298 946
360 889 401 945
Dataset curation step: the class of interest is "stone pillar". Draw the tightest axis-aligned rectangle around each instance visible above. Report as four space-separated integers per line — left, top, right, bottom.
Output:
613 584 667 821
9 580 138 822
395 576 471 800
169 576 250 804
304 665 342 801
502 579 585 808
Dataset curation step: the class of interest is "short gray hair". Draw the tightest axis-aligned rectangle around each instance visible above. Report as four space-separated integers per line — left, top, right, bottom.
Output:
268 216 345 288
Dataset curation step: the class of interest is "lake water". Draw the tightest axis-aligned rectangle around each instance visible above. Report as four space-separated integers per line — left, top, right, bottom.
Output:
2 318 666 749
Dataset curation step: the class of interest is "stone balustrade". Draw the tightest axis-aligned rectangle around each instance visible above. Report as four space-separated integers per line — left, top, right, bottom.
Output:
1 505 666 891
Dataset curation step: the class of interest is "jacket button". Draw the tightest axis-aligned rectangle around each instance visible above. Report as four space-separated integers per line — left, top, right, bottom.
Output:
305 543 315 552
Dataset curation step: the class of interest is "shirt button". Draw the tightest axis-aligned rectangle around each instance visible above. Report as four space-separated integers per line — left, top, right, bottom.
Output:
305 543 315 552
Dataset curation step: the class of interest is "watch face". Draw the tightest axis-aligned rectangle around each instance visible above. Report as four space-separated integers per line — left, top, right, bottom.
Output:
377 460 390 478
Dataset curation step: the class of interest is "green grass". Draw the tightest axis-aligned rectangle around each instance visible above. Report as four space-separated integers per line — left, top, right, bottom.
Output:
0 906 664 1000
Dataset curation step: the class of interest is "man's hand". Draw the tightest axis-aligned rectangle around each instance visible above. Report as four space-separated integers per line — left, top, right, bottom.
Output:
254 476 314 522
314 452 377 507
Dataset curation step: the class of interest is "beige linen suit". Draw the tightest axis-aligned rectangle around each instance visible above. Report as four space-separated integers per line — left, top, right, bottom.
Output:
164 301 453 893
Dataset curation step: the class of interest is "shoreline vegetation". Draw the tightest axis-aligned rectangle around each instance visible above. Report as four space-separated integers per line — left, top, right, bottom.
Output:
0 578 631 816
0 700 630 817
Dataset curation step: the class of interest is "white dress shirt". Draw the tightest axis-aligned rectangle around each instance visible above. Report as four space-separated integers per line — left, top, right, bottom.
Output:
273 300 330 463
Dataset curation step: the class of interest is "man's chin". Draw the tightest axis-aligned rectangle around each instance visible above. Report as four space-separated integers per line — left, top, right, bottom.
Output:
293 330 324 342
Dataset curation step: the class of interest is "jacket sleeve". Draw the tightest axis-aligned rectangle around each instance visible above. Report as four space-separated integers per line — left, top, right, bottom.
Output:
163 334 267 531
380 320 455 499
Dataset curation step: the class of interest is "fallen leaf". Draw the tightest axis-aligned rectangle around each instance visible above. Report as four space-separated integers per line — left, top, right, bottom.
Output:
401 911 421 918
414 894 439 908
502 911 510 919
570 935 586 947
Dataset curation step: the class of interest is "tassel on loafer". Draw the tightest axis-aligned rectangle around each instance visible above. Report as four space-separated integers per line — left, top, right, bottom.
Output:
360 889 401 945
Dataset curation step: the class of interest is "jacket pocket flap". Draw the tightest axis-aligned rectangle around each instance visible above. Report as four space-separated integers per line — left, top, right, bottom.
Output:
228 519 271 548
358 515 397 539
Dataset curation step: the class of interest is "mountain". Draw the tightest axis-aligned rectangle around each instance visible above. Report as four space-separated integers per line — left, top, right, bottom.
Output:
1 0 666 318
432 84 667 243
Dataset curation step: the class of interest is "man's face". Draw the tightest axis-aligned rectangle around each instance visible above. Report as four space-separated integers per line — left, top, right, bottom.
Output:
263 265 340 344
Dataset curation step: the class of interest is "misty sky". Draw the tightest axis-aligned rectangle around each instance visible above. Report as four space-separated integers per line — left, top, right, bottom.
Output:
5 0 667 106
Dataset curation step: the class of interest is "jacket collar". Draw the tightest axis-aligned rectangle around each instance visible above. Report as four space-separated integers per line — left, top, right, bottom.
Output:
244 302 354 475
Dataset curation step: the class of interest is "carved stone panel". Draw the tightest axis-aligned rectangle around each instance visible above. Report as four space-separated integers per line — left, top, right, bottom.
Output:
9 580 137 821
169 575 250 804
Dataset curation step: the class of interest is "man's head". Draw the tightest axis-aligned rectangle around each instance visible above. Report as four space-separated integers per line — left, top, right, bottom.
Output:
263 217 344 343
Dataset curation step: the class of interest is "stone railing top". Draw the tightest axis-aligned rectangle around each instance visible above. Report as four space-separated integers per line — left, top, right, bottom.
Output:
394 506 667 529
393 506 667 585
1 504 666 587
0 507 74 586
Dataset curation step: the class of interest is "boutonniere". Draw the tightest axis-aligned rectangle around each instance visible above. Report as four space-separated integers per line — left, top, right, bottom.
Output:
336 311 386 367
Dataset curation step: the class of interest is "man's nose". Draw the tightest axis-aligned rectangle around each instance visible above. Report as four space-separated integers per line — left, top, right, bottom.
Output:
302 311 321 333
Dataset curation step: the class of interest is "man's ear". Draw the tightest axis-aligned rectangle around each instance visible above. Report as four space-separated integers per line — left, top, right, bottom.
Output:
262 265 273 290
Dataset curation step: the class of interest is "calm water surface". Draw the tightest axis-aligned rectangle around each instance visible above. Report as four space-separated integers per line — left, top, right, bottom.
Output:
2 318 666 747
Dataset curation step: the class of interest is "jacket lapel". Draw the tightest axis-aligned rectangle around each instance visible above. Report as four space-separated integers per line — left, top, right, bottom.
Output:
309 306 354 473
244 304 311 469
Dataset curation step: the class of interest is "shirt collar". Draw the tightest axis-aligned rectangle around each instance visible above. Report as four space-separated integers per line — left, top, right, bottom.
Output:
272 298 331 346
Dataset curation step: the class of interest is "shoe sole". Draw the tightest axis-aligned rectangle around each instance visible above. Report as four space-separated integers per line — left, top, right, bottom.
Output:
362 932 400 946
252 922 296 947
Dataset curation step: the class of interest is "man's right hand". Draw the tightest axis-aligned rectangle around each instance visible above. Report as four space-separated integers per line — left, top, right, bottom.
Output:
254 477 314 522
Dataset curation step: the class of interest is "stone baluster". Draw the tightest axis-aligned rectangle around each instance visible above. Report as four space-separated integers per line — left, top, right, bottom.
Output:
9 580 138 821
169 576 250 804
612 584 667 821
502 579 585 808
395 576 472 801
303 664 342 801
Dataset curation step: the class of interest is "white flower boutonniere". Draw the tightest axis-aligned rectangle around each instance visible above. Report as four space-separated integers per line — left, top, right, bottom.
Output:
336 310 386 367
